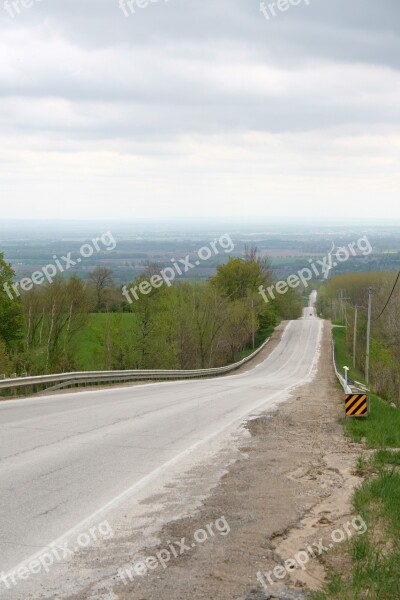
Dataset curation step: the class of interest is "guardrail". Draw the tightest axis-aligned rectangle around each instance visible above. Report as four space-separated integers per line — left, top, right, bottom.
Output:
331 334 372 405
0 337 271 396
353 380 369 393
331 337 352 394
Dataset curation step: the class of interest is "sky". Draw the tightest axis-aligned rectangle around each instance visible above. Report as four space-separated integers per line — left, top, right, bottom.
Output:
0 0 399 221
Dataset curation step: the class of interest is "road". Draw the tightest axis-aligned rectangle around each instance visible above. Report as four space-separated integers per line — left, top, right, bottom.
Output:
0 298 321 595
307 289 318 317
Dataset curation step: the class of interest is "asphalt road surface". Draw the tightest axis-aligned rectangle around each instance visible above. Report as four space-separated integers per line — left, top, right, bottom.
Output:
0 296 322 593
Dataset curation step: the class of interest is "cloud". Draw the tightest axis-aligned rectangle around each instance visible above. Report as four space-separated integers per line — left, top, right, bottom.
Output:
0 0 399 218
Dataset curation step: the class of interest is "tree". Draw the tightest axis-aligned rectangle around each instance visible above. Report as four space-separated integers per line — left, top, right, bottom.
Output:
222 299 254 361
190 283 228 368
211 258 264 300
244 245 274 282
0 338 12 376
128 269 178 369
273 288 303 320
21 276 90 373
319 272 400 405
89 267 115 311
0 252 23 349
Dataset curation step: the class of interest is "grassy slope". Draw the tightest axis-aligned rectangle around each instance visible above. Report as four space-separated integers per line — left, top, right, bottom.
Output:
333 327 400 448
72 313 136 370
236 324 278 361
311 327 400 599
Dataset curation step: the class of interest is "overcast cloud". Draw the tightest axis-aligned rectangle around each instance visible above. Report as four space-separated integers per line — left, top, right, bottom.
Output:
0 0 399 220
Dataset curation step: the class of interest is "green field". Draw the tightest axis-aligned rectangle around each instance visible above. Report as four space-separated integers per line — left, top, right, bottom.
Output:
72 313 136 370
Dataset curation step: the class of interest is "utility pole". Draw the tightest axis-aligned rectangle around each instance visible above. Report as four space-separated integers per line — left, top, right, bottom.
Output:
339 290 351 341
251 297 255 350
339 290 344 322
366 288 372 386
344 302 349 343
353 305 358 369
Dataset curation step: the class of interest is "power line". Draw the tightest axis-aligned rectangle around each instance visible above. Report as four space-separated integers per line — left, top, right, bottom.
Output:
375 271 400 321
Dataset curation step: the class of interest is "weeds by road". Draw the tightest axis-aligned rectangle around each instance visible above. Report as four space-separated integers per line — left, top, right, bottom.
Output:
313 328 400 599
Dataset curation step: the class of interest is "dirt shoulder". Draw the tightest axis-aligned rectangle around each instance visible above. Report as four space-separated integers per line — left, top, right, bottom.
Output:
103 320 361 600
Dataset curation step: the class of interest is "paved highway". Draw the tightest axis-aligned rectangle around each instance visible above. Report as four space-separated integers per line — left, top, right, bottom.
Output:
0 298 321 593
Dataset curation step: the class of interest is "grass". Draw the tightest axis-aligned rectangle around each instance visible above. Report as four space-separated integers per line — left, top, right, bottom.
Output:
344 394 400 448
312 462 400 600
234 324 277 361
72 313 136 370
332 326 364 385
309 326 400 599
373 450 400 467
332 325 400 449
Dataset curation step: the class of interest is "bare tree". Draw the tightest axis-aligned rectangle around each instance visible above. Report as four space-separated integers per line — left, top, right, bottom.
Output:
89 267 114 311
244 245 274 282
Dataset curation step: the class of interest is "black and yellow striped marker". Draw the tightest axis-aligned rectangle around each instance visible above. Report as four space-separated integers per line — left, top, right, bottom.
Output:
345 394 368 417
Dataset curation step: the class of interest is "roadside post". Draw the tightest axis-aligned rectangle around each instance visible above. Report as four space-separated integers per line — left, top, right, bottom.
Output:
344 366 349 390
